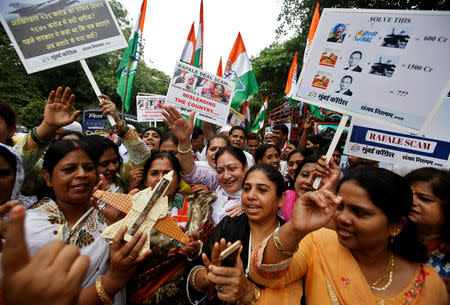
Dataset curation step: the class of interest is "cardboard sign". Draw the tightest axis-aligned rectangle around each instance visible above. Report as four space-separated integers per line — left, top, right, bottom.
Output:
136 95 165 122
344 97 450 169
165 61 235 126
227 108 244 127
0 0 127 73
293 9 450 132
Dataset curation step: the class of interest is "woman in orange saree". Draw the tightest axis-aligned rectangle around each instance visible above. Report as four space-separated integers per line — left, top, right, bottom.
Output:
249 167 448 304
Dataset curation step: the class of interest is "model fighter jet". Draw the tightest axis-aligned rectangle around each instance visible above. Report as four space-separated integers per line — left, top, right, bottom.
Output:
93 171 190 256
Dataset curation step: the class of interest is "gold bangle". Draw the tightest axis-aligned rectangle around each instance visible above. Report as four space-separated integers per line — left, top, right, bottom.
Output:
247 286 261 305
272 227 298 257
191 266 207 292
95 275 114 305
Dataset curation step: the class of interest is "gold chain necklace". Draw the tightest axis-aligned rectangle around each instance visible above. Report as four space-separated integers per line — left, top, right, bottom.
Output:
370 253 394 291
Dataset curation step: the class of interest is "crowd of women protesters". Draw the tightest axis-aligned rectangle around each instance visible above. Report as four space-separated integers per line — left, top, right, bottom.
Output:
0 87 448 305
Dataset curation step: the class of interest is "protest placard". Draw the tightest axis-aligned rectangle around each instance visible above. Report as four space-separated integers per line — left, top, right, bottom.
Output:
136 95 165 122
227 108 244 127
292 9 450 133
165 61 235 126
344 97 450 169
0 0 127 73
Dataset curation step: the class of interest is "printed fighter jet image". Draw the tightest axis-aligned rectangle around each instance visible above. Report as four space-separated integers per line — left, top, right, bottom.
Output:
9 0 79 17
93 171 190 256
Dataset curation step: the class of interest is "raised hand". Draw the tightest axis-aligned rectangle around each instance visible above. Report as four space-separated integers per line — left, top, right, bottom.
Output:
179 232 201 259
42 87 80 132
162 106 195 144
128 164 144 193
2 205 90 305
313 155 341 192
0 200 18 250
99 95 120 124
289 188 342 235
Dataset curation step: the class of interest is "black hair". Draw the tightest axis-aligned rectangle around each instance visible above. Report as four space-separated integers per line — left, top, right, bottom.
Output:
0 99 16 146
287 147 312 163
142 127 162 138
243 164 287 198
273 124 289 135
192 126 204 141
160 132 179 146
288 140 299 147
339 167 426 263
254 144 280 164
293 154 321 182
82 135 122 167
215 146 247 168
229 126 246 137
342 75 353 83
57 130 84 141
404 167 450 256
246 133 259 141
350 51 362 59
207 134 230 149
43 139 96 175
214 83 225 94
143 151 182 187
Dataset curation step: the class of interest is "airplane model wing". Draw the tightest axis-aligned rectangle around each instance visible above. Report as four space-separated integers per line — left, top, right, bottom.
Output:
93 171 189 256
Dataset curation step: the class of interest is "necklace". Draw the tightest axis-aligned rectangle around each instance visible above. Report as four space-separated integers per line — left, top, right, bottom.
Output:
370 253 394 291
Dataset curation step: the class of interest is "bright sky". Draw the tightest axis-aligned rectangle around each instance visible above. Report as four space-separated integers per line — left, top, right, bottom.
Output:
122 0 283 77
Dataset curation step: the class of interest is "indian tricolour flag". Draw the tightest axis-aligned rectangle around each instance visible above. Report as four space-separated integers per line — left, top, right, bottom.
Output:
251 97 268 133
285 51 299 107
180 22 196 64
224 32 259 109
192 0 203 68
115 0 147 112
216 57 223 77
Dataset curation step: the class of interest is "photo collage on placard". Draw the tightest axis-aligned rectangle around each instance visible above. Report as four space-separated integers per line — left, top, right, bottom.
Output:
310 21 414 97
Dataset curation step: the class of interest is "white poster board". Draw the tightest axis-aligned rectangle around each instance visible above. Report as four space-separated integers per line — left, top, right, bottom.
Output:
344 97 450 169
165 61 235 126
292 9 450 133
0 0 127 73
136 95 165 122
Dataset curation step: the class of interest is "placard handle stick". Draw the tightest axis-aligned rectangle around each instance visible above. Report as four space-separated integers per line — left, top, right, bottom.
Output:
312 114 349 189
79 59 116 126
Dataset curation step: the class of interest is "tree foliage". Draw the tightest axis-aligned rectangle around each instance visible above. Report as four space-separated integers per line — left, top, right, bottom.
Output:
0 0 170 127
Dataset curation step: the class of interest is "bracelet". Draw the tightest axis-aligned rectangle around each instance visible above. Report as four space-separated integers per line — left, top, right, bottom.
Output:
30 127 53 146
177 143 192 154
272 227 298 257
114 121 130 138
191 266 207 292
248 286 261 305
95 275 114 305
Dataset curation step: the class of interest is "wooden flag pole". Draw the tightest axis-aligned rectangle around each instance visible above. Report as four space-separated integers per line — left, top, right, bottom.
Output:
312 114 349 189
122 57 132 121
80 59 116 126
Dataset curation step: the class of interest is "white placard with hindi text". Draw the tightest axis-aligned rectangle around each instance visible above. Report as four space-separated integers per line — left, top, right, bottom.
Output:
136 95 165 122
0 0 127 73
165 61 235 126
293 9 450 133
344 97 450 169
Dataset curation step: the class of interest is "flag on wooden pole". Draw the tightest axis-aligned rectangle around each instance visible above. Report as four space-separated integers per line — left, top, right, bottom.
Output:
224 32 259 109
115 0 148 112
180 22 196 64
192 0 204 68
284 52 299 107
